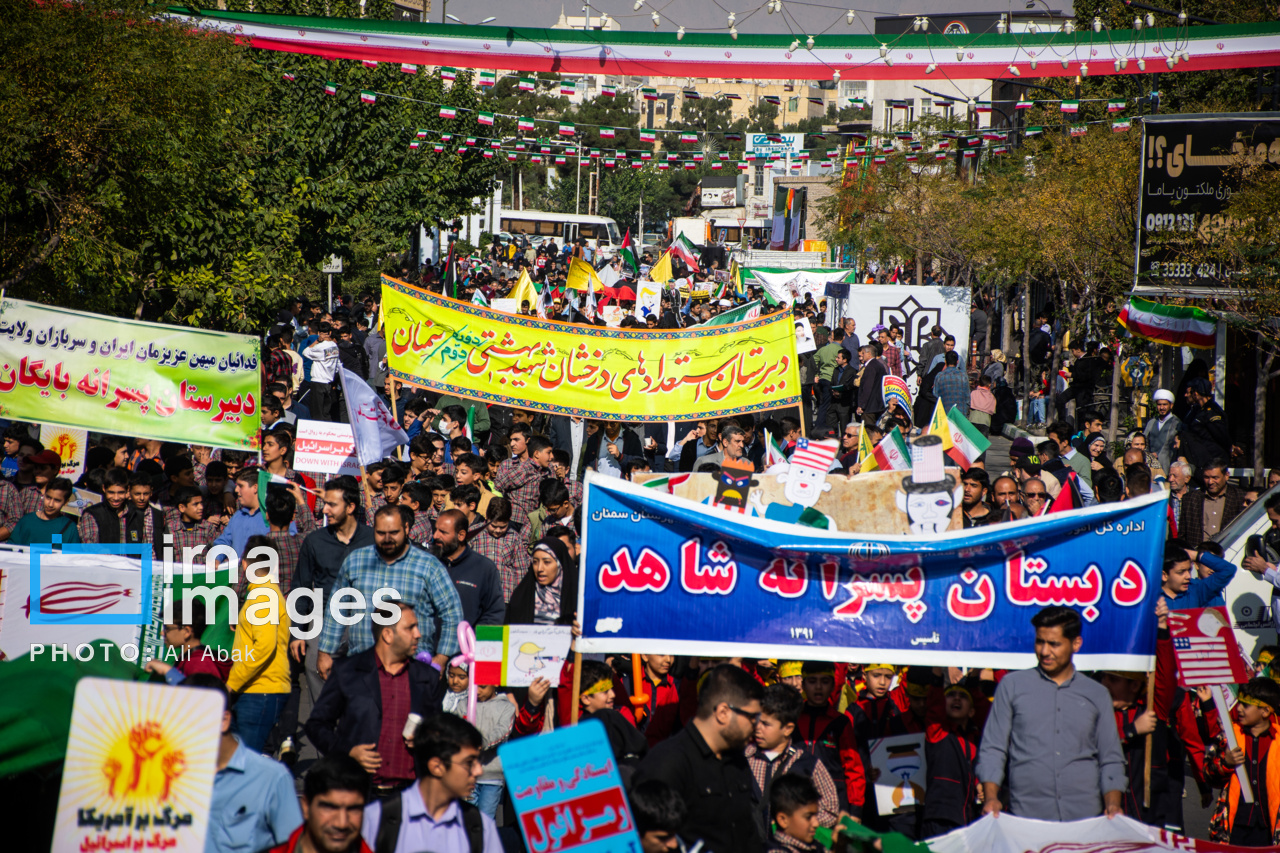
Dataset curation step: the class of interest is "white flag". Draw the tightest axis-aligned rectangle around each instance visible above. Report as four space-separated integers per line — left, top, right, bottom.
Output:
338 369 409 466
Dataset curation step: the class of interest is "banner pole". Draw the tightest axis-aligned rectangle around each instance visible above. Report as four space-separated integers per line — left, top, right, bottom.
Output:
1213 684 1254 803
1143 668 1154 808
569 651 583 725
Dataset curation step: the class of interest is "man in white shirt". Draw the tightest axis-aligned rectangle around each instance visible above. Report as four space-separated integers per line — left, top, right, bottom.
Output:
302 322 340 422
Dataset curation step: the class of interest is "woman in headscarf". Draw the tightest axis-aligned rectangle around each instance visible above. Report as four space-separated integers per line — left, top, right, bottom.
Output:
506 536 578 626
1086 432 1115 474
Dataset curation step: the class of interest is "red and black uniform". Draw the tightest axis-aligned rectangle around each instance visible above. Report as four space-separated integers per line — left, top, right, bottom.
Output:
794 702 866 813
849 685 911 745
262 825 374 853
919 686 989 838
618 668 681 748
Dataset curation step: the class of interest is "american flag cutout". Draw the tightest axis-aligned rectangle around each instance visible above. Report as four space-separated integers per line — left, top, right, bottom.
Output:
1168 606 1254 687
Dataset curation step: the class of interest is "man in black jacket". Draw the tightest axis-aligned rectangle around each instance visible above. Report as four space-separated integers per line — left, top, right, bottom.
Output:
306 603 444 798
432 509 505 627
1058 341 1102 426
855 345 888 426
1178 377 1232 472
634 664 765 853
831 348 859 434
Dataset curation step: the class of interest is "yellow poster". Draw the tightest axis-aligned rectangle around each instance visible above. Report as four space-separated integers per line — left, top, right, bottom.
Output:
52 677 223 853
382 276 800 422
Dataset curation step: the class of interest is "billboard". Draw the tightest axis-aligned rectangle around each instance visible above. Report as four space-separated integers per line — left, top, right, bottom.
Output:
1136 112 1280 291
747 132 804 157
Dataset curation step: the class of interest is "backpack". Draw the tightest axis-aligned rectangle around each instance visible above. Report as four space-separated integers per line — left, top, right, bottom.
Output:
375 790 485 853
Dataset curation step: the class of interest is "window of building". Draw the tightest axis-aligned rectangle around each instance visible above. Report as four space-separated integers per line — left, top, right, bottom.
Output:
838 80 868 102
753 163 765 195
788 97 798 113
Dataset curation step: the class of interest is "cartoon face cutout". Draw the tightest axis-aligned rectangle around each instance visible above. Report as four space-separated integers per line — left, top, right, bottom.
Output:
779 465 831 508
896 482 961 535
714 458 756 510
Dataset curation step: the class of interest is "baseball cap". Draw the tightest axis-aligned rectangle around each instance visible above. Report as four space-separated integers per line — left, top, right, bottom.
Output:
1014 454 1042 476
26 449 62 468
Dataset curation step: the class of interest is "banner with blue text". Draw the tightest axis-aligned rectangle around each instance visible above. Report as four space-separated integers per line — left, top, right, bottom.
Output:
577 477 1168 669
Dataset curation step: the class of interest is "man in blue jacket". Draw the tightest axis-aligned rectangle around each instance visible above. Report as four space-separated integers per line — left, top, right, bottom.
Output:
305 603 444 799
1161 538 1237 610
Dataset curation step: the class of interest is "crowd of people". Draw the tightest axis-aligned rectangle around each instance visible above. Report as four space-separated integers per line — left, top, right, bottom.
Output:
6 251 1280 853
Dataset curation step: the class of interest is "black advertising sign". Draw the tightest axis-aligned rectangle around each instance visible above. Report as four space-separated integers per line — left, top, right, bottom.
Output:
1136 112 1280 290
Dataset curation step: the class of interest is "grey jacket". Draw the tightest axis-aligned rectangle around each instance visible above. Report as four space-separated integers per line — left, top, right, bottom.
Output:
1143 412 1180 474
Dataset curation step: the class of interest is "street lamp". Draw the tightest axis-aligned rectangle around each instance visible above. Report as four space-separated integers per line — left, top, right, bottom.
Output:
446 13 497 23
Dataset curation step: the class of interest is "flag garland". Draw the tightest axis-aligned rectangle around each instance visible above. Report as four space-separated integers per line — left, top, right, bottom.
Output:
360 90 376 104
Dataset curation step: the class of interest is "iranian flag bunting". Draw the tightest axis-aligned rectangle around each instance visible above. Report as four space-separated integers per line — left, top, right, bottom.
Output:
559 122 575 136
683 89 701 100
519 77 535 91
324 82 337 95
402 63 418 74
439 106 457 119
361 60 377 68
640 129 656 142
1108 99 1126 112
641 87 657 100
477 111 494 125
1070 125 1088 136
1061 100 1080 113
1118 297 1217 348
518 117 534 131
360 90 376 104
679 132 697 143
1024 126 1043 136
561 82 576 95
600 127 616 139
1113 119 1132 132
479 71 496 87
439 67 455 80
282 72 295 81
601 85 616 97
944 407 991 470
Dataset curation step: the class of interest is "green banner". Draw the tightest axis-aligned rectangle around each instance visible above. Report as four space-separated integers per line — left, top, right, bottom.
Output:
0 298 261 450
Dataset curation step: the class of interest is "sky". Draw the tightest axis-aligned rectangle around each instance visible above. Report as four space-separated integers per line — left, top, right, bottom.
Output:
430 0 1075 34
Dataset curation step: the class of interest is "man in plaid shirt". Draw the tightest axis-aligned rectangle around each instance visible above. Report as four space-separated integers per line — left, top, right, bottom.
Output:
468 497 529 602
933 351 972 416
397 483 435 547
551 449 583 508
493 435 554 528
746 684 842 830
877 328 903 378
317 504 463 677
263 488 317 593
164 487 226 576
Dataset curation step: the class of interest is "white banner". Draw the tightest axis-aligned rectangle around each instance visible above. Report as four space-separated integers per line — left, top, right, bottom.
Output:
294 419 360 476
931 813 1197 853
838 285 972 383
339 368 409 467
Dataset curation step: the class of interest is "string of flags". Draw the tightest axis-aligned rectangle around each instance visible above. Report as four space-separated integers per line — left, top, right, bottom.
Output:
295 60 1143 168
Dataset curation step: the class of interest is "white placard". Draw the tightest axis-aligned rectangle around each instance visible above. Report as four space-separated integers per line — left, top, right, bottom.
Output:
490 298 519 315
294 419 360 476
794 317 817 354
870 733 927 816
838 285 972 384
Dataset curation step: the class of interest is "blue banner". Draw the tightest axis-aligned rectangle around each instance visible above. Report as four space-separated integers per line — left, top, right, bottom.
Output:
577 477 1168 669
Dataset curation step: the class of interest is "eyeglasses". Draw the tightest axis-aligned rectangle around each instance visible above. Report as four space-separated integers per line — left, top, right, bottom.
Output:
728 705 761 724
1023 492 1047 501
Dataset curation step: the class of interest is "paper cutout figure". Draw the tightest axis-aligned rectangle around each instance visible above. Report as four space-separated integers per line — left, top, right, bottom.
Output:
759 439 839 530
895 434 960 535
712 457 757 513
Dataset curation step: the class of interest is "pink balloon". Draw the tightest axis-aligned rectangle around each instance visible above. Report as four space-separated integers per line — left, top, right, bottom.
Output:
450 621 479 723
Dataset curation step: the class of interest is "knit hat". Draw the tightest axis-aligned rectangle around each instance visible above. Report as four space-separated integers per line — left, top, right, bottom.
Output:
1009 437 1036 462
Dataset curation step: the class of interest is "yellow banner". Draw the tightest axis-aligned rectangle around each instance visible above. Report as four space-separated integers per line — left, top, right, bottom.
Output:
382 276 800 422
566 257 603 291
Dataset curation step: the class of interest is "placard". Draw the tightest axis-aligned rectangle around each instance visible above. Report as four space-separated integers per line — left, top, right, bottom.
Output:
473 624 573 687
40 425 88 481
499 719 640 853
293 419 359 476
870 733 927 816
490 298 520 315
794 317 817 354
51 678 223 853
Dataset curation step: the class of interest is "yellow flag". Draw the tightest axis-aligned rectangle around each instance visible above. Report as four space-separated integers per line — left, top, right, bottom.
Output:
567 257 603 291
648 251 673 284
507 269 538 310
857 424 877 470
927 399 955 453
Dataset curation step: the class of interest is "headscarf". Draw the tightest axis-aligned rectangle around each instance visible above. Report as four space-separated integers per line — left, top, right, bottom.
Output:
532 541 566 624
1085 432 1107 457
505 536 577 627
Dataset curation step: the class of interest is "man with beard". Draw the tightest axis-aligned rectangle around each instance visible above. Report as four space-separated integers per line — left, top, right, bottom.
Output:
635 664 766 853
431 509 505 627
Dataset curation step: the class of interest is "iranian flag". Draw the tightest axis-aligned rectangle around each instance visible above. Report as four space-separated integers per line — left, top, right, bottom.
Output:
402 63 418 74
560 82 576 95
723 93 742 100
518 117 534 131
618 230 639 273
282 72 295 81
1061 100 1080 113
362 60 378 68
683 162 697 170
1024 126 1043 136
408 141 420 150
862 426 911 472
764 433 789 469
559 122 575 136
944 407 991 470
1113 119 1132 132
519 77 535 91
680 133 697 143
1108 98 1126 112
600 127 616 139
477 111 495 126
670 233 700 270
601 85 617 98
1119 297 1217 348
465 136 477 145
416 129 428 138
641 151 652 160
554 155 567 165
1070 125 1088 137
642 87 657 100
479 71 496 87
360 90 377 104
1015 98 1033 109
935 152 947 160
439 67 455 80
640 129 656 142
324 82 337 96
432 144 444 153
643 473 692 494
439 106 457 119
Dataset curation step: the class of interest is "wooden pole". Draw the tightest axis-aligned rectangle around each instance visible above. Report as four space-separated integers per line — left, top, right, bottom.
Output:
1143 667 1155 809
569 650 583 725
1213 684 1255 803
388 379 402 462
